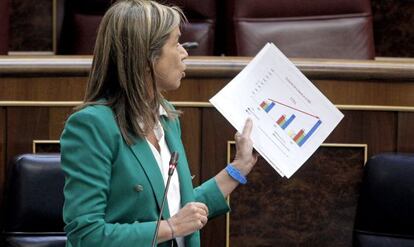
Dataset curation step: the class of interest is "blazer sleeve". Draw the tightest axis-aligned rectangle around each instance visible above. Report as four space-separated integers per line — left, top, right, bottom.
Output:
194 178 231 219
61 108 157 247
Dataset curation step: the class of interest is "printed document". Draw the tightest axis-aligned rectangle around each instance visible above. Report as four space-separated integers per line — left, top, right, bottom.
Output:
210 43 344 178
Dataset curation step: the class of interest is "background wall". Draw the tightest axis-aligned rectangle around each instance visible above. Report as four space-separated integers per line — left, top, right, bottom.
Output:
7 0 414 57
372 0 414 57
9 0 53 52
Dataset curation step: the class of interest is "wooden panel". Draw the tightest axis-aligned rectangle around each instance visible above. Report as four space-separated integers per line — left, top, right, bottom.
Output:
357 111 396 154
31 107 74 153
327 110 397 155
7 107 49 165
169 78 414 106
315 79 414 106
6 107 73 165
1 56 414 106
201 108 236 247
0 77 87 101
48 107 74 137
3 75 414 107
177 107 202 186
228 145 366 247
172 78 414 106
165 78 228 102
397 112 414 152
201 109 236 180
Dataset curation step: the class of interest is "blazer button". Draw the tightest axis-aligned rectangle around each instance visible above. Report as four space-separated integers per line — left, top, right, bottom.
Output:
134 184 144 192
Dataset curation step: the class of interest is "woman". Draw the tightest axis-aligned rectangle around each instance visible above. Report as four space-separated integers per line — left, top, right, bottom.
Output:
60 0 258 246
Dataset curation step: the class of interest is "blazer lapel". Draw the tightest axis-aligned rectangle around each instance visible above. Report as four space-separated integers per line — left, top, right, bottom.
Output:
161 118 195 206
129 136 171 219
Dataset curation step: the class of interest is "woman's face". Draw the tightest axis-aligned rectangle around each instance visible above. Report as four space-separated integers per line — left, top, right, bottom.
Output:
154 27 188 91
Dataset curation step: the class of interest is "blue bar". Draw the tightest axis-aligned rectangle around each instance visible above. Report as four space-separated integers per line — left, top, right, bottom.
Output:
298 120 322 147
265 102 275 113
281 114 296 129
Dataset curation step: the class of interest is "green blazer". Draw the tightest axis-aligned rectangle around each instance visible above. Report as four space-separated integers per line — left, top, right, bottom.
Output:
60 103 229 247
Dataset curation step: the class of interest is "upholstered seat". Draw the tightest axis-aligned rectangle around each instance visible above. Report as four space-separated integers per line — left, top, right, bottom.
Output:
57 0 217 55
353 153 414 247
3 154 66 247
226 0 375 59
175 0 217 55
57 0 111 54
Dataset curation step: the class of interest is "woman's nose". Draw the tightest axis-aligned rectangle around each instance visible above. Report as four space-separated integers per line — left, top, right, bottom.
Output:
179 44 189 58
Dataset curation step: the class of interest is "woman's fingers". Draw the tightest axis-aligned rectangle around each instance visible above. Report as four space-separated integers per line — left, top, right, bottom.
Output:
234 132 241 141
235 118 253 142
241 118 253 137
170 202 209 237
231 118 259 176
189 202 209 216
200 214 208 225
198 202 209 216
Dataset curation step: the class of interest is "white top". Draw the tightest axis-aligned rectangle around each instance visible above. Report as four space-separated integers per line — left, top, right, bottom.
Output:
146 106 185 247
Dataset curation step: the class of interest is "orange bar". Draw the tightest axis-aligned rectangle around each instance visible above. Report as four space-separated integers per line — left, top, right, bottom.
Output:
293 129 305 142
276 115 285 125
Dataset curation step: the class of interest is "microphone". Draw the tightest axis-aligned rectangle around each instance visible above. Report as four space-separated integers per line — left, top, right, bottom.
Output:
151 152 179 247
181 42 199 50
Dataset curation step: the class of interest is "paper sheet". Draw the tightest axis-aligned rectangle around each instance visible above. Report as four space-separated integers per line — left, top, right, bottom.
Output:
210 43 344 178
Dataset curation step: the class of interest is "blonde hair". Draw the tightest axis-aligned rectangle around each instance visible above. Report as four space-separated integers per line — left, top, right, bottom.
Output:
78 0 185 145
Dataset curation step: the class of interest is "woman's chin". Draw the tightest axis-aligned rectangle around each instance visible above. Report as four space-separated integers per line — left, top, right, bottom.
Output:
172 81 181 90
162 81 181 91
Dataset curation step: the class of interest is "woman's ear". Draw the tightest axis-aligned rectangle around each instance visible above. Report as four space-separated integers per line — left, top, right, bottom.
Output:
146 57 157 72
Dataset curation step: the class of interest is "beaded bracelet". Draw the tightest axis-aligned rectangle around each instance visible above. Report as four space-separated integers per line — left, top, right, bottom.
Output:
166 218 176 239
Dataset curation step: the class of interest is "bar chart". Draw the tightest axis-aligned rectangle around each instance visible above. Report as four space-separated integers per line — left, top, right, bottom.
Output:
260 99 322 147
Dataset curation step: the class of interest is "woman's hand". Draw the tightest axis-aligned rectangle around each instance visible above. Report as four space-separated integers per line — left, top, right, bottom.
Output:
232 118 259 176
168 202 209 237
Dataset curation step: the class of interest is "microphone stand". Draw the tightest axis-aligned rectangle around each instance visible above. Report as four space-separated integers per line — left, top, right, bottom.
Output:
151 152 179 247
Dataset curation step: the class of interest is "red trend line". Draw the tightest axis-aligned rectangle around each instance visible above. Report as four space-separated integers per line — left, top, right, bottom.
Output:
268 98 320 119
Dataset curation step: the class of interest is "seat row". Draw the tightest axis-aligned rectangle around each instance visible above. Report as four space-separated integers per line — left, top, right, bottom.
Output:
2 153 414 246
56 0 375 59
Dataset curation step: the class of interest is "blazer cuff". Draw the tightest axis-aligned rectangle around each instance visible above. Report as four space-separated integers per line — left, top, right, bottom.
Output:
195 178 230 219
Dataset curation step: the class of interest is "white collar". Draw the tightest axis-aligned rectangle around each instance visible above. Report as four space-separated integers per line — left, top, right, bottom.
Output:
153 105 168 141
159 105 168 117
